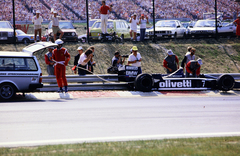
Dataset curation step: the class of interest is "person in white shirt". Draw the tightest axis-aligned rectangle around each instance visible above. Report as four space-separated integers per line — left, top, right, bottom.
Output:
78 49 94 75
50 10 64 42
128 46 142 74
129 13 138 41
32 10 43 42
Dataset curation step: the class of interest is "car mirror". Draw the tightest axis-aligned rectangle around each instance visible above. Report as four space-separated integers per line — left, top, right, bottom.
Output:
74 27 77 29
189 26 193 28
219 25 222 28
45 28 48 30
128 26 130 29
177 25 180 28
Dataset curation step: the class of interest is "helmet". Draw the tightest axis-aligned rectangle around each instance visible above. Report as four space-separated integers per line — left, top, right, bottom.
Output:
55 39 64 45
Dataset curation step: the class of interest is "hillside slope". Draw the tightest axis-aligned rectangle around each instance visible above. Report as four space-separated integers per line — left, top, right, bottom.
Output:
0 38 240 75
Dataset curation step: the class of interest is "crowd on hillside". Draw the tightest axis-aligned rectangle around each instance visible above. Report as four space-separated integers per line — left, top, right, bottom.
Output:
0 0 238 22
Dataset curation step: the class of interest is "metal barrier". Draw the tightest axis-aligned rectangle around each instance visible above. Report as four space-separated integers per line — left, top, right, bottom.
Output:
41 73 240 92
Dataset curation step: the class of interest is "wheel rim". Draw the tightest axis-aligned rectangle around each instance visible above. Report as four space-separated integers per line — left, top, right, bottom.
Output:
0 85 14 99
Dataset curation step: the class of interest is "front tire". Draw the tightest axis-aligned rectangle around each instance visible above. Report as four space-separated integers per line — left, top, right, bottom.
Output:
0 83 16 100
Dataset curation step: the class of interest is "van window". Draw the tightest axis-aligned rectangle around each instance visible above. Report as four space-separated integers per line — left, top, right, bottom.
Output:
0 57 38 71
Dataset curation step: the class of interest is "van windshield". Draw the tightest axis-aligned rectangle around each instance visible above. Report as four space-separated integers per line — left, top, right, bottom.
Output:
0 57 38 71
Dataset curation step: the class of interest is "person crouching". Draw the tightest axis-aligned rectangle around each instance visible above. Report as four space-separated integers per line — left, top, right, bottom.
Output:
186 58 203 77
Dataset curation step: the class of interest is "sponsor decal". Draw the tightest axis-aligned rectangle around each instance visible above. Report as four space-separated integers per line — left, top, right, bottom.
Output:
159 80 191 88
126 71 138 77
126 66 138 70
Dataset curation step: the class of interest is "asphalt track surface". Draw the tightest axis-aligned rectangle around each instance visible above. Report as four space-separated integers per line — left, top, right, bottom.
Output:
0 90 240 147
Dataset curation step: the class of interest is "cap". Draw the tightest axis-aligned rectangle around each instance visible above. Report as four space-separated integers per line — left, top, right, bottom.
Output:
167 49 174 55
36 10 41 14
132 46 138 51
53 10 57 14
141 14 144 16
197 58 203 65
55 39 64 45
133 13 137 16
77 46 83 50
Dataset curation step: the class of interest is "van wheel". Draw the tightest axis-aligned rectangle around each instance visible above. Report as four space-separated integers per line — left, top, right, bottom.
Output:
134 74 153 92
0 83 16 100
217 74 235 91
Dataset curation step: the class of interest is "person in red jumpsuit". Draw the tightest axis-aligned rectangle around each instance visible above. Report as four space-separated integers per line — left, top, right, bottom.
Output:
52 39 70 93
233 15 240 38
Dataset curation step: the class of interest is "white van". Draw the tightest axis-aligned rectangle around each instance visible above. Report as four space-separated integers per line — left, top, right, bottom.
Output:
0 42 57 100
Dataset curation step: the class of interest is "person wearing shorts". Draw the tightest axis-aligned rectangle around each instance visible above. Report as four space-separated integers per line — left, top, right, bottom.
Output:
32 10 43 42
129 13 138 41
50 10 64 42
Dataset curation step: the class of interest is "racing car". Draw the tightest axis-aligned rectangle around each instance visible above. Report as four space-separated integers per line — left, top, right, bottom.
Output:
117 65 239 92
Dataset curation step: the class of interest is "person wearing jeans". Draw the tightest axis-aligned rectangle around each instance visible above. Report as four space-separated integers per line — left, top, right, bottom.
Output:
139 14 149 42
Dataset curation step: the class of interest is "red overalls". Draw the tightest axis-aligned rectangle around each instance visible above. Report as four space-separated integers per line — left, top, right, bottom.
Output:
52 47 70 88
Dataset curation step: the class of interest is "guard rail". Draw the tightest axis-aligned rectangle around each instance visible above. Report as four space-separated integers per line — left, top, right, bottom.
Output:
40 73 240 92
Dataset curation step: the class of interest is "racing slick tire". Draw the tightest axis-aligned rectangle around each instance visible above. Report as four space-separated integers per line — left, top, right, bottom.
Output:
134 74 153 92
217 74 235 91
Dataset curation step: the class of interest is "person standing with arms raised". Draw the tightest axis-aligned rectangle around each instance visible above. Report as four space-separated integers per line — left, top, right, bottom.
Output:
99 1 112 34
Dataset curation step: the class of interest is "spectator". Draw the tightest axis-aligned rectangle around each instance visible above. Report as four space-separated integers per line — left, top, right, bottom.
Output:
87 46 96 74
186 58 203 77
181 47 196 70
112 51 125 67
99 1 112 34
128 46 142 74
129 13 138 41
52 39 70 93
163 49 179 74
32 10 43 42
78 49 93 76
73 46 84 74
44 47 55 75
233 15 240 38
139 14 149 42
50 10 64 42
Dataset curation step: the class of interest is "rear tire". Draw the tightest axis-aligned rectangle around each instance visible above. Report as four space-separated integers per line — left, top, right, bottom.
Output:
0 83 16 100
217 74 235 91
134 74 153 92
23 38 30 44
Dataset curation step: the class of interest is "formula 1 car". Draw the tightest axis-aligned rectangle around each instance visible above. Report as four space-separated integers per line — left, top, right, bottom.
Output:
118 65 239 92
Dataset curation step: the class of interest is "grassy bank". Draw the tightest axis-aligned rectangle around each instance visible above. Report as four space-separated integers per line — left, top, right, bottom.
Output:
1 136 240 156
1 38 240 75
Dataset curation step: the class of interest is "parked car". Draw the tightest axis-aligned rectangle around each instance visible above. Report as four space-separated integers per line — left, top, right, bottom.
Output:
16 29 47 44
147 20 187 39
79 19 99 42
45 20 78 42
0 42 57 100
89 19 130 40
188 20 236 38
0 21 15 43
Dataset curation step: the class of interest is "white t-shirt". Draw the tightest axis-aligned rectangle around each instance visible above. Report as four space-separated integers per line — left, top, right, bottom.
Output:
50 15 61 26
32 16 43 25
130 18 138 30
128 53 142 67
140 19 147 29
78 53 88 66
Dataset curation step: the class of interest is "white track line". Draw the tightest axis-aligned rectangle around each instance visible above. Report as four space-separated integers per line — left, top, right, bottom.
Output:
1 132 240 147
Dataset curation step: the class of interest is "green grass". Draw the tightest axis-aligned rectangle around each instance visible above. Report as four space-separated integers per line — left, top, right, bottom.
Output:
1 137 240 156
